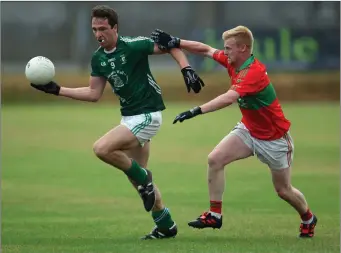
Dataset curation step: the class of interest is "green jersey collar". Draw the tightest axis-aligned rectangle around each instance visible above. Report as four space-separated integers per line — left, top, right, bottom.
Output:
236 54 255 73
104 47 116 54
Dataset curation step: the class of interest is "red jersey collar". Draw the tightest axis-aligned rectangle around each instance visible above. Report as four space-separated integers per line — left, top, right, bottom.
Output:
236 54 255 73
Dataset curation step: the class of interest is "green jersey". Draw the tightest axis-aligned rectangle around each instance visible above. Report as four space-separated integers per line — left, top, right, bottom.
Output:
90 35 166 116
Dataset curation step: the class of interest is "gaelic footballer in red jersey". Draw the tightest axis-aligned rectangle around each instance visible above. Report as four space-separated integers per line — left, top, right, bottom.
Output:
213 50 291 140
151 26 317 238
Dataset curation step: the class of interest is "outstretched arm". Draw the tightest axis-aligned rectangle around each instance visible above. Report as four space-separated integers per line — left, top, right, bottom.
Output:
200 89 240 113
151 29 231 69
59 76 106 102
151 29 218 58
179 40 218 59
30 76 107 102
172 90 240 124
172 68 263 123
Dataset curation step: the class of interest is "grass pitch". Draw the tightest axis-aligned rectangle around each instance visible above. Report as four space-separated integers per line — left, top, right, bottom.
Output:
2 102 340 253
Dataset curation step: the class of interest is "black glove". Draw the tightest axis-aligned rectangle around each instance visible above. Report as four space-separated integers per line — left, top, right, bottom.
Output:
181 66 205 93
151 29 180 50
173 106 202 124
30 81 60 96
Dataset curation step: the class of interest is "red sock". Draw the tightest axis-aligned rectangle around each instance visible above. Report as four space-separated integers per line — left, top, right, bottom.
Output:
300 208 313 221
210 200 222 214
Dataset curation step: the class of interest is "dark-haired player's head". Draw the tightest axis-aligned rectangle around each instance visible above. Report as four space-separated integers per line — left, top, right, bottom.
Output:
91 5 119 50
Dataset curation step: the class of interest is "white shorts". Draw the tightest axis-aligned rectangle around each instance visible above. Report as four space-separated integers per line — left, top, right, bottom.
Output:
228 122 294 170
120 111 162 146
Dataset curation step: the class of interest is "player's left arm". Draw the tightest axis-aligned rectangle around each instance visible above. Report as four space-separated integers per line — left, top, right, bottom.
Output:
200 89 240 113
172 68 261 124
198 69 263 113
152 43 167 55
152 44 205 94
152 45 189 68
169 48 191 69
172 89 240 124
197 68 263 113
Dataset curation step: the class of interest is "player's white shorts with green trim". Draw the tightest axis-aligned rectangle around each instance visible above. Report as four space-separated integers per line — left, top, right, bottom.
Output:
120 111 162 146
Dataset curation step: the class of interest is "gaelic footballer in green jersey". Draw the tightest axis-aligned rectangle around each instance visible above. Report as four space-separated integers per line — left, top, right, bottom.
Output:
29 5 206 240
91 36 166 116
152 26 317 238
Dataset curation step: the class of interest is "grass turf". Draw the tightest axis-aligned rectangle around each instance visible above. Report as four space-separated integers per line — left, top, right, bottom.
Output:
2 102 340 253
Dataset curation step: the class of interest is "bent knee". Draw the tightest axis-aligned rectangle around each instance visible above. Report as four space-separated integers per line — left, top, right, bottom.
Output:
93 140 110 159
208 151 232 169
275 186 292 200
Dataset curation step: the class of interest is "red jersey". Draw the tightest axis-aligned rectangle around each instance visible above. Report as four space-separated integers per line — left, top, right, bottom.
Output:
213 50 291 140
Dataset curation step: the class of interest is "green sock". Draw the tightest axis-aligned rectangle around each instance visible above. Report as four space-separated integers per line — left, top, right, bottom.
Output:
124 160 148 185
152 207 175 229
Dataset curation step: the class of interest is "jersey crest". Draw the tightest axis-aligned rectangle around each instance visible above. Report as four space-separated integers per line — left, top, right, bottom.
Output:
107 70 128 90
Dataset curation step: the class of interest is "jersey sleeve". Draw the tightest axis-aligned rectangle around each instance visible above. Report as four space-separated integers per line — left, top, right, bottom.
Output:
127 36 155 55
90 54 103 77
230 68 266 97
213 50 228 66
213 50 233 75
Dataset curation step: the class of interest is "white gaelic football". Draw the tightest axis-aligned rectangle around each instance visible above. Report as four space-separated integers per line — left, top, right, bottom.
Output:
25 56 55 85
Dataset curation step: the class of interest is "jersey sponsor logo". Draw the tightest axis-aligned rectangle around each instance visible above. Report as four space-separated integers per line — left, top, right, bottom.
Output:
107 70 128 90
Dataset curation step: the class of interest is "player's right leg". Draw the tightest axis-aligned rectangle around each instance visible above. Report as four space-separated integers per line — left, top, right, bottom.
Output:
188 123 254 229
124 143 177 240
93 124 156 212
271 166 317 238
254 133 317 238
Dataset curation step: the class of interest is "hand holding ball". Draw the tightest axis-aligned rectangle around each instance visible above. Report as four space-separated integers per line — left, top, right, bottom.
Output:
25 56 60 96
